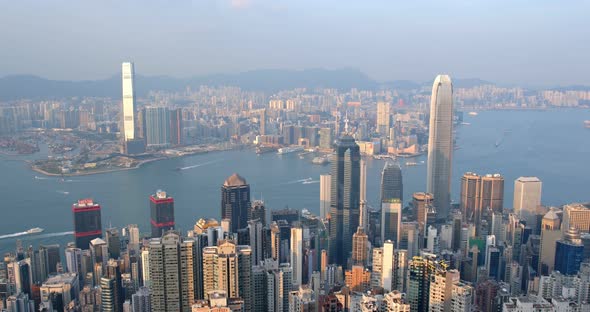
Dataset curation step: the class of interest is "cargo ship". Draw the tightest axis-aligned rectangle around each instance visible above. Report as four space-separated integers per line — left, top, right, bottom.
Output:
277 146 305 155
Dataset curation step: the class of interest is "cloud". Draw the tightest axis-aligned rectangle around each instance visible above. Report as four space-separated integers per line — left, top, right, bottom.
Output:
230 0 252 9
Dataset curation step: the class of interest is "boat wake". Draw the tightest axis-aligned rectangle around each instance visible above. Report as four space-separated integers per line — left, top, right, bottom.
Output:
302 180 320 185
0 231 28 240
178 159 222 171
56 190 70 195
283 177 313 185
0 231 73 240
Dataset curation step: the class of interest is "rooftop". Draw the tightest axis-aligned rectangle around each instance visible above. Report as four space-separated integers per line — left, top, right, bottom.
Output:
223 173 247 187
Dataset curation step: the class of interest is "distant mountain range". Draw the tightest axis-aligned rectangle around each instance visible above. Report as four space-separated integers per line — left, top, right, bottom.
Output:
0 69 588 100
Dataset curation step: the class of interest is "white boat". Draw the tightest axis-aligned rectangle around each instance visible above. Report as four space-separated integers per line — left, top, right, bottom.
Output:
26 227 44 234
277 146 305 155
468 111 478 116
405 162 418 166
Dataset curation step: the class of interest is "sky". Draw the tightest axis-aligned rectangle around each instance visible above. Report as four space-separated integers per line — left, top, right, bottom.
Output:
1 0 589 86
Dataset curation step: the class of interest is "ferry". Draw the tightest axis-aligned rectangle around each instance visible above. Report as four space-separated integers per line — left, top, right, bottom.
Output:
255 146 276 154
312 156 330 165
468 111 478 116
405 161 418 166
26 227 44 235
277 146 305 155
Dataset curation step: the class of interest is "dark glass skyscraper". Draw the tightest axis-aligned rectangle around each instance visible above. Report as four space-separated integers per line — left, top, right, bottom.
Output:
329 135 360 266
72 199 103 250
555 227 584 275
150 190 175 238
221 173 251 233
381 162 403 203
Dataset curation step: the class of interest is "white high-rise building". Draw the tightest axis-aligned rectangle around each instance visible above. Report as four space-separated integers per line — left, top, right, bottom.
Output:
428 269 472 312
121 62 136 141
513 177 542 231
426 75 454 220
319 174 331 220
382 241 395 292
371 248 383 288
290 227 303 286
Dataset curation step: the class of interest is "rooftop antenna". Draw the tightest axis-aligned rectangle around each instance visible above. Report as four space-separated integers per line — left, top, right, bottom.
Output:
344 110 350 134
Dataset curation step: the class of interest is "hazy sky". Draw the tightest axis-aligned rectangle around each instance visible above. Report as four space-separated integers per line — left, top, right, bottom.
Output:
1 0 589 86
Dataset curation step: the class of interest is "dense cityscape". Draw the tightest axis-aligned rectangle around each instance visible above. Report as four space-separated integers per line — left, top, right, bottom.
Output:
0 61 588 312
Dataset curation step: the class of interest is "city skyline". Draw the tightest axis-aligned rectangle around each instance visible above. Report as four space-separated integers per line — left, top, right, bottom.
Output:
0 1 589 309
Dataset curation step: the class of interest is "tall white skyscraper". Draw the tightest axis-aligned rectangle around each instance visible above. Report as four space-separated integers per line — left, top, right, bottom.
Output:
121 62 136 141
426 74 454 220
319 174 331 220
290 227 303 286
381 241 395 292
513 177 542 231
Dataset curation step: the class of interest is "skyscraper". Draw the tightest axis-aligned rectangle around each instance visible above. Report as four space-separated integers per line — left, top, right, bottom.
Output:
460 172 504 233
290 227 303 286
72 198 102 250
148 231 196 312
555 227 584 275
329 135 361 266
381 162 403 204
319 174 331 220
144 107 171 147
121 62 136 141
513 177 542 231
201 240 253 311
221 173 251 233
426 75 454 220
169 108 183 146
381 199 402 247
538 208 561 275
149 190 175 238
351 227 368 266
376 101 391 134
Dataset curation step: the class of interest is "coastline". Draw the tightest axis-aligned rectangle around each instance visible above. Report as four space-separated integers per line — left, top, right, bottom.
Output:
28 144 244 177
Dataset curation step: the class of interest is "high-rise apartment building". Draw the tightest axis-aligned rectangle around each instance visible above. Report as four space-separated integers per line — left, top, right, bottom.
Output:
72 198 102 250
408 255 444 312
381 162 403 204
382 199 402 247
221 173 251 233
144 107 171 147
169 108 183 146
513 177 542 232
319 174 331 220
150 190 175 238
352 227 368 266
428 269 473 312
201 240 253 312
377 101 391 134
329 135 361 266
426 75 454 220
460 172 504 233
413 192 434 233
148 232 196 312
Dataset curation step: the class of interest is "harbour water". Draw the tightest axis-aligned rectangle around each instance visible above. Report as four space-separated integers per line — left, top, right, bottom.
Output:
0 109 589 254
